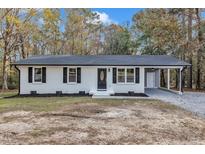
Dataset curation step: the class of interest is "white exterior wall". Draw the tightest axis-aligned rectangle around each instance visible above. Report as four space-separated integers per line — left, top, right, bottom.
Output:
110 66 145 93
17 66 145 94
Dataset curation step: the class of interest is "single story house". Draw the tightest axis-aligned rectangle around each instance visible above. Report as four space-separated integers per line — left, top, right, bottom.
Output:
13 55 190 96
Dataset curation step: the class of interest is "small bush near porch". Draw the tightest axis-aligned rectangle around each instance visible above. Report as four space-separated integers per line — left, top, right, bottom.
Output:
0 93 205 144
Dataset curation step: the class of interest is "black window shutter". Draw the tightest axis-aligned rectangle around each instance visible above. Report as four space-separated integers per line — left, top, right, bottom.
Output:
63 67 67 83
28 67 33 83
135 68 140 83
113 68 117 83
42 67 46 83
77 67 81 83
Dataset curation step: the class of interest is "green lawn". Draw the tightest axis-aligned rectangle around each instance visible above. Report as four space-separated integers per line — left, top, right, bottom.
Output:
0 95 180 114
0 96 93 112
0 90 18 98
0 90 179 113
0 89 183 113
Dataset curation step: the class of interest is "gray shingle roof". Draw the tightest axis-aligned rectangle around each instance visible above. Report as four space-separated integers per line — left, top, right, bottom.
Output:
13 55 191 66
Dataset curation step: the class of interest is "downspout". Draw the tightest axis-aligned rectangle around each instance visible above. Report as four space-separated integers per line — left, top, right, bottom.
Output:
14 65 20 95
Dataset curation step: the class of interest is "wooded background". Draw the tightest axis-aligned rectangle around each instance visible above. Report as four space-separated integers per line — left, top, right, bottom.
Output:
0 8 204 91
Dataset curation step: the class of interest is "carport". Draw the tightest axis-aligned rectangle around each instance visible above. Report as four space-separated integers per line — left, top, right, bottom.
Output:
144 66 187 95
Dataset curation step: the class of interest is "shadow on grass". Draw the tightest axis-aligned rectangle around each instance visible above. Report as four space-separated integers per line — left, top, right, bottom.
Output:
2 95 19 99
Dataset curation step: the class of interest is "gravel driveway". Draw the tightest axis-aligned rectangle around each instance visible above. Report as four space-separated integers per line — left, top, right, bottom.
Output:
146 88 205 117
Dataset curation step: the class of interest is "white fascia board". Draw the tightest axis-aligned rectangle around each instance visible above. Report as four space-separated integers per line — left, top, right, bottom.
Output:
143 66 184 69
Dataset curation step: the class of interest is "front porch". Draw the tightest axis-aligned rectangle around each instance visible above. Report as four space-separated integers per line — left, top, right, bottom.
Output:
91 66 186 97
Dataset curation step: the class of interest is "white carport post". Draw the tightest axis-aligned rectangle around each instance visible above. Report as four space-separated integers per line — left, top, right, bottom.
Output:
159 69 161 88
179 67 183 95
167 69 170 90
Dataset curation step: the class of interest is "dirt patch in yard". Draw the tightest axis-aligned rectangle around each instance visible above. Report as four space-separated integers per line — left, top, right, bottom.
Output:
0 99 205 144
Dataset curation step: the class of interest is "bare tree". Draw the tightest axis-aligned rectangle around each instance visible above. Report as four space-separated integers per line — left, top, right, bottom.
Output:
195 8 203 89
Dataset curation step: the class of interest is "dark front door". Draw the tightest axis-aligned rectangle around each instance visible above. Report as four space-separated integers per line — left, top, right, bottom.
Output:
97 68 107 90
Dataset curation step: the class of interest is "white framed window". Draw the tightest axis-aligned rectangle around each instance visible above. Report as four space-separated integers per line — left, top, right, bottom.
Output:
68 68 77 83
117 67 135 84
117 68 125 83
34 68 42 82
127 68 135 83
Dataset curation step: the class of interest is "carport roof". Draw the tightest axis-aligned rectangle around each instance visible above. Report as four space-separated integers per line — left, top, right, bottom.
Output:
13 55 191 66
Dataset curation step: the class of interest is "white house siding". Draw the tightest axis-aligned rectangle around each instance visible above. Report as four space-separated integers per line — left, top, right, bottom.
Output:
17 66 145 94
110 66 145 93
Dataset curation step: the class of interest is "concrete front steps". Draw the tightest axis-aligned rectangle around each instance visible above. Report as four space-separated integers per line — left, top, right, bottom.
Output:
89 90 114 98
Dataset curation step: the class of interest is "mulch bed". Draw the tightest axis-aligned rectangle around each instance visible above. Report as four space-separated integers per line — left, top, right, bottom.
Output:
111 93 148 97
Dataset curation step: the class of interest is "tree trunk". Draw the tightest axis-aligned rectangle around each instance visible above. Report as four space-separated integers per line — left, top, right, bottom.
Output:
80 33 83 55
189 60 193 88
20 34 26 59
175 69 178 89
2 18 10 91
2 52 9 90
160 69 166 87
196 8 202 89
181 10 186 88
187 9 193 89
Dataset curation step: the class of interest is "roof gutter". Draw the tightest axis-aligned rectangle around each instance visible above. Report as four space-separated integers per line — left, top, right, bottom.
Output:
11 64 191 67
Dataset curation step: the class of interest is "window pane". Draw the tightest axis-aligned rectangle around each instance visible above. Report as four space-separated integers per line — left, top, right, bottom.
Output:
118 68 125 83
69 68 76 82
127 68 134 83
34 68 42 82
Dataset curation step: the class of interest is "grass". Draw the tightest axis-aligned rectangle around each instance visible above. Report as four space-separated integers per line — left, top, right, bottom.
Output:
0 91 204 144
0 90 183 113
0 90 180 113
0 90 94 112
0 90 18 98
0 96 93 112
